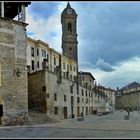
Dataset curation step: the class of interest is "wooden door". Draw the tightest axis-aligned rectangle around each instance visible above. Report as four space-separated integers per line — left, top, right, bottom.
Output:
64 107 67 119
77 106 80 117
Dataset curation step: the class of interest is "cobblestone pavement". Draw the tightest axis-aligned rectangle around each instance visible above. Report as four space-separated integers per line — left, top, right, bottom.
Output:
1 110 140 138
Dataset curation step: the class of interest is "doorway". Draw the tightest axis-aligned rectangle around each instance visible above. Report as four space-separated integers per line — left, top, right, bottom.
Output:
64 107 67 119
77 106 80 117
0 105 3 125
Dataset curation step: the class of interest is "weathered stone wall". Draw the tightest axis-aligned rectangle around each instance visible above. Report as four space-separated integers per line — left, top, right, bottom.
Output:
121 92 140 109
28 71 47 112
0 18 28 125
28 69 108 120
45 71 77 119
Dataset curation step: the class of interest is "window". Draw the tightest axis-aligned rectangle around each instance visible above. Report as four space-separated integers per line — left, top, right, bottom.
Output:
71 96 74 105
47 54 49 62
66 71 69 79
54 93 57 101
89 91 90 97
70 85 73 94
70 65 72 71
67 65 69 72
82 76 84 81
81 89 84 96
70 74 72 80
77 97 80 103
73 66 76 72
82 107 84 114
86 90 87 96
31 47 34 57
31 60 34 70
64 95 67 102
42 49 46 58
54 107 58 115
86 98 88 104
54 57 56 65
37 48 39 56
71 107 74 114
63 72 65 78
67 22 72 33
63 62 65 70
86 107 88 115
82 98 84 103
91 92 93 98
37 61 39 68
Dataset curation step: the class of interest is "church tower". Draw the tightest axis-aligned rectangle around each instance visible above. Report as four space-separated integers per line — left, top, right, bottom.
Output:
61 2 78 62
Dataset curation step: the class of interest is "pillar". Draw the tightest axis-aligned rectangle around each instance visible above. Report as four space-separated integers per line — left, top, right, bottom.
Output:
1 2 4 17
21 4 26 22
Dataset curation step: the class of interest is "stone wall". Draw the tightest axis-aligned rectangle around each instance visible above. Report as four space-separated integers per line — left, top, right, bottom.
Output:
0 18 28 125
45 71 77 120
121 92 140 109
28 69 99 120
28 70 47 112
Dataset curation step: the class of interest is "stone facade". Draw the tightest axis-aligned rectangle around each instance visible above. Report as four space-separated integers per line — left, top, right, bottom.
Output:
27 3 115 120
28 70 46 112
28 62 115 119
27 37 77 82
115 84 140 110
28 67 94 119
28 67 77 120
0 18 28 125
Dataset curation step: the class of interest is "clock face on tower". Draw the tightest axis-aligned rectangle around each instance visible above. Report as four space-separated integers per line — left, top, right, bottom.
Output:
67 9 72 14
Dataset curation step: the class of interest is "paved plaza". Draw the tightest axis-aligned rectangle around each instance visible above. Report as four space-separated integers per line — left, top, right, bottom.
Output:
1 110 140 138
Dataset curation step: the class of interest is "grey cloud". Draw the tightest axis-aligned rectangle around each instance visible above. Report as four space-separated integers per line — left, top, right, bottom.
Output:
96 58 115 72
75 2 140 66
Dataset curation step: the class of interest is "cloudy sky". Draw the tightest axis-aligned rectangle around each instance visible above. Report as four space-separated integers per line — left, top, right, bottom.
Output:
26 1 140 89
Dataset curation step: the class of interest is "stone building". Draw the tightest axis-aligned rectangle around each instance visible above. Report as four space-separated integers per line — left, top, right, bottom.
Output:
27 37 77 81
115 82 140 110
27 2 115 120
0 2 30 125
28 62 112 119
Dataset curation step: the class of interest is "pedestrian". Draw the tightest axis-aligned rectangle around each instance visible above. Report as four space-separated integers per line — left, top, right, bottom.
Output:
126 107 130 116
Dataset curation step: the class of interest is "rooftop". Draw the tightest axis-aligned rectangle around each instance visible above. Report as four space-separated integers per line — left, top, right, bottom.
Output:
120 82 140 90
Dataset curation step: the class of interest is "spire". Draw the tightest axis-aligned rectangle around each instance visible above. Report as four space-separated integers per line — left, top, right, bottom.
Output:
67 2 71 8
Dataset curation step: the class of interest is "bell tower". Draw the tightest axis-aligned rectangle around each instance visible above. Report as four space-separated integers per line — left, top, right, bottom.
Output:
61 2 78 62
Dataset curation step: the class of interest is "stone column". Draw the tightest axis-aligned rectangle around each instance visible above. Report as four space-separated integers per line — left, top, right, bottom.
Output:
21 4 26 22
1 2 4 17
